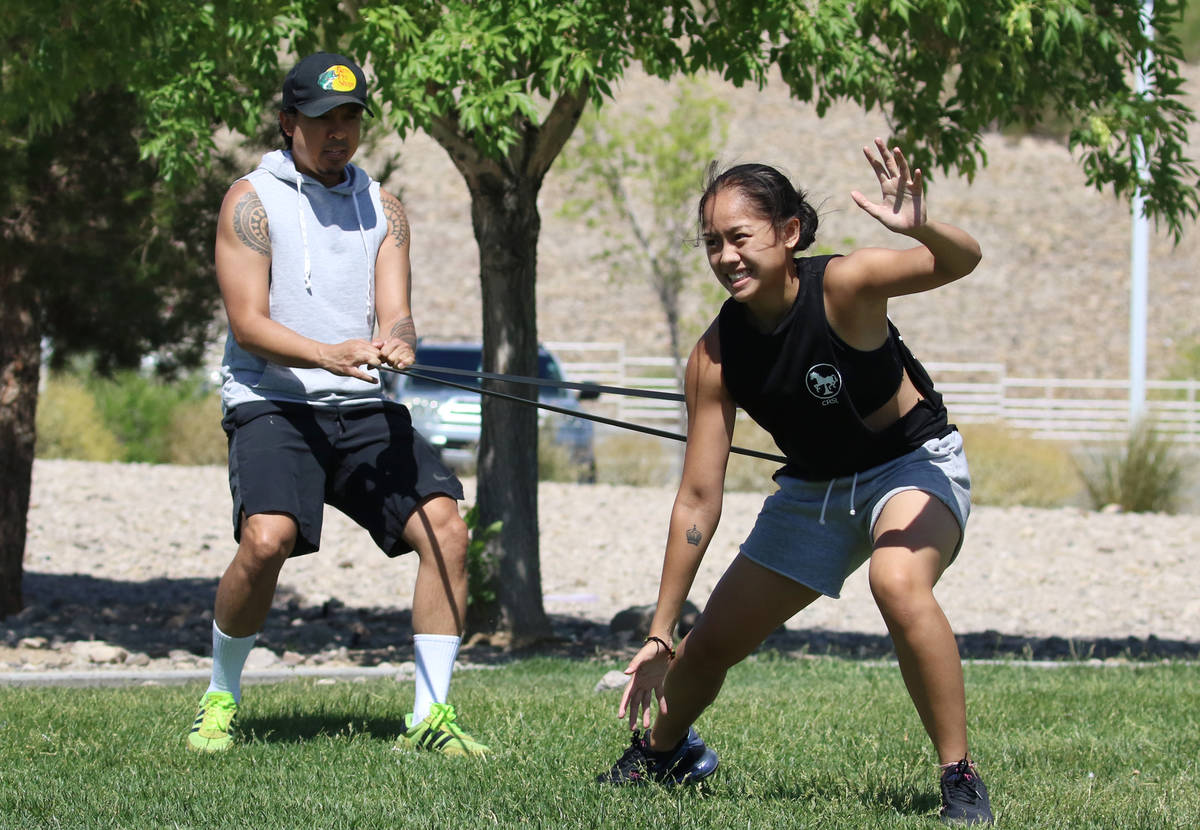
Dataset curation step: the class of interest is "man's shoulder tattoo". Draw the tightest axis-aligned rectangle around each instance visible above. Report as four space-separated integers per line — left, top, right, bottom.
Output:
232 191 270 257
381 192 410 248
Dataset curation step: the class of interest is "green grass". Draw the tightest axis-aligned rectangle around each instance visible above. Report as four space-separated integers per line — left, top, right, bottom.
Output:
1 658 1197 828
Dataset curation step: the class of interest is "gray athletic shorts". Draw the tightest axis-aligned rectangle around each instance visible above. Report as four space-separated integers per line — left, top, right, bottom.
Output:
739 430 971 598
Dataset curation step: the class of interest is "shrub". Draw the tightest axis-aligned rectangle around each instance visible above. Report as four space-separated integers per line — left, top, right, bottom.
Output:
959 422 1082 508
594 431 676 487
166 392 227 466
1176 3 1200 63
1167 337 1200 382
724 418 782 493
461 504 501 609
1076 418 1190 513
86 370 202 463
536 421 596 483
593 418 779 491
35 374 123 461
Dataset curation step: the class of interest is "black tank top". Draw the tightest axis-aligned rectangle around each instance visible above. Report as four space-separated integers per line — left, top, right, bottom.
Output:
828 325 904 415
717 254 952 480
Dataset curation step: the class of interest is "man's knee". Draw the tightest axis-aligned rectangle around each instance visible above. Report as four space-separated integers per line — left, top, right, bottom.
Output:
409 499 468 568
435 512 469 569
236 514 297 571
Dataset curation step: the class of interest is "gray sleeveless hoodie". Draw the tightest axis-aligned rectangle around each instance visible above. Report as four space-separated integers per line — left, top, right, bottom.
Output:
220 150 387 411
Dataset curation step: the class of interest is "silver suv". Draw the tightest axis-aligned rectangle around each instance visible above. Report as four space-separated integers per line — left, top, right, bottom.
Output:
382 341 598 482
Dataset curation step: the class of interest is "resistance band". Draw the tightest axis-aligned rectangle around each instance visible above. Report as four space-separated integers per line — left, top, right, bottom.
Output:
381 363 787 464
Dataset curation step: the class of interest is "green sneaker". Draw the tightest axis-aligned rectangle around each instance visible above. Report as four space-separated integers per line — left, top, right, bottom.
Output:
186 691 238 753
397 702 489 757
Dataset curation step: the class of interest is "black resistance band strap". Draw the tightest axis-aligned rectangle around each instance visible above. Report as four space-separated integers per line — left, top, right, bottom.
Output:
382 364 787 464
404 362 684 401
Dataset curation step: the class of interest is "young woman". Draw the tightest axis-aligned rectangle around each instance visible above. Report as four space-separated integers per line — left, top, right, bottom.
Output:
597 139 992 825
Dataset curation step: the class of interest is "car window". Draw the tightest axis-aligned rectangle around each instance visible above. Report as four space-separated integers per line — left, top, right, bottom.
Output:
537 353 563 382
410 346 482 389
404 345 565 391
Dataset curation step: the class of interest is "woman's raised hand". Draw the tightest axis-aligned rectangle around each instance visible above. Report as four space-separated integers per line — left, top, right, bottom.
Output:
850 137 927 234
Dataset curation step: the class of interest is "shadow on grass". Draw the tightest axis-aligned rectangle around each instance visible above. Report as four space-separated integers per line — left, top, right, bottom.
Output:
8 571 1200 666
238 712 409 745
739 777 939 820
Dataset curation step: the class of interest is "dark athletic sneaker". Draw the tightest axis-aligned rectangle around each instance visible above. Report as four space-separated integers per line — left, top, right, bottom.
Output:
939 758 994 825
596 727 719 786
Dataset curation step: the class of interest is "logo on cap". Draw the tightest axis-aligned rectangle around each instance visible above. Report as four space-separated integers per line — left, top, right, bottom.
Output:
318 65 357 93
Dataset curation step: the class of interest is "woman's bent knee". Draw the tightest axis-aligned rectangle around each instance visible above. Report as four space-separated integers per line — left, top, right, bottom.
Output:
870 569 940 630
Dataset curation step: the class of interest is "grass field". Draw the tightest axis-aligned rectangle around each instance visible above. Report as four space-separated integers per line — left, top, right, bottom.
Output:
1 657 1197 828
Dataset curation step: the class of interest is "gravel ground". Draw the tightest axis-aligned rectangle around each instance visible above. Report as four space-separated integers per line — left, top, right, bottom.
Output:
4 459 1199 677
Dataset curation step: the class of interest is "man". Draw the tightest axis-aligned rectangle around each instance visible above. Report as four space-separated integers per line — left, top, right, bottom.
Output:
187 52 486 756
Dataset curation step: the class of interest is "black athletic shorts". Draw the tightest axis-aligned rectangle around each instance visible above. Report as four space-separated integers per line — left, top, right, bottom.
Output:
222 399 464 557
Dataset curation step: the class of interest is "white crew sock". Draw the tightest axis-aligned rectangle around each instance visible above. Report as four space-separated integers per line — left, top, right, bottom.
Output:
412 633 461 722
207 621 257 703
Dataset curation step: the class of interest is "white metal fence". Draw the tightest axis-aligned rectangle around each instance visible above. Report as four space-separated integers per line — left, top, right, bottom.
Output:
546 342 1200 445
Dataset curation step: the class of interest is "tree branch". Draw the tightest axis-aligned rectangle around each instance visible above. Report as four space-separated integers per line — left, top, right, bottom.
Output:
525 82 591 182
425 103 505 188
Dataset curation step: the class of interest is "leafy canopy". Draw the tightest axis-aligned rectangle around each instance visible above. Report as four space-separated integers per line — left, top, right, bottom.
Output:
6 1 1193 236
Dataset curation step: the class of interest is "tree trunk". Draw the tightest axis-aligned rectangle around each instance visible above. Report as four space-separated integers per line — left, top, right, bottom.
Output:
0 261 41 618
426 89 587 644
463 171 551 645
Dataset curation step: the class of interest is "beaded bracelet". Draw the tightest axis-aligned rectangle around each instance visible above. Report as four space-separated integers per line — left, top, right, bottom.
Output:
644 635 676 659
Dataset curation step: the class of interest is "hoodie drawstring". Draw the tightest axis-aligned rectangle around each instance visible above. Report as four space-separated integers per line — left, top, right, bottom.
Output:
295 174 312 293
294 171 374 325
352 192 374 329
818 472 860 525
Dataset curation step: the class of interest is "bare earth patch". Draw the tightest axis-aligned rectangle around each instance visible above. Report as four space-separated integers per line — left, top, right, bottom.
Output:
6 459 1198 675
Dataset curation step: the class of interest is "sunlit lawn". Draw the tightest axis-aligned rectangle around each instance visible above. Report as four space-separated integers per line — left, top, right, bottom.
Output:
1 657 1197 829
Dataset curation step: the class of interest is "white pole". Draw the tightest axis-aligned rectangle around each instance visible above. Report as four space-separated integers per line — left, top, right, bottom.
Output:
1129 0 1154 423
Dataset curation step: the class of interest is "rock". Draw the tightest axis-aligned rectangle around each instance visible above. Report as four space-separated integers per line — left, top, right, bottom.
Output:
609 601 700 639
18 637 48 650
594 669 630 692
244 647 281 669
77 643 128 664
124 652 151 667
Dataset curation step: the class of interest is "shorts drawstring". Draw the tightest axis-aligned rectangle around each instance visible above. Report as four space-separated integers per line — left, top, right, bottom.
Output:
819 479 835 525
818 472 859 525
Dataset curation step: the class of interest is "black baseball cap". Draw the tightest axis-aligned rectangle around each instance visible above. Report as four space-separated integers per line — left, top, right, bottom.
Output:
282 52 374 117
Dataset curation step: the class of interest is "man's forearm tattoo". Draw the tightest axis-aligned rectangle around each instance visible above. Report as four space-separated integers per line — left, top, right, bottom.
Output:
381 192 410 248
232 191 270 257
390 316 417 350
685 524 702 546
